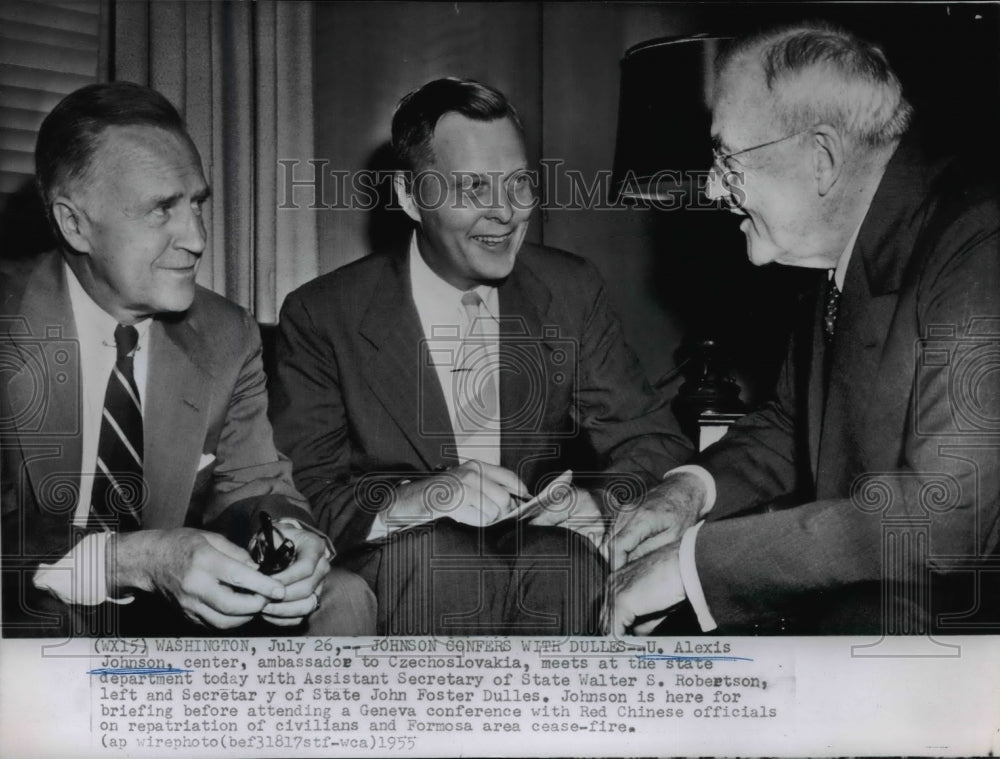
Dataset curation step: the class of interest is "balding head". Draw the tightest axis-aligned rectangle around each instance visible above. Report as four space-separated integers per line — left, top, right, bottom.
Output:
707 23 908 269
718 22 912 150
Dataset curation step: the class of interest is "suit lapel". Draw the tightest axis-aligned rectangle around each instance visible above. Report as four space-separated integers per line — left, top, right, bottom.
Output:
806 286 825 480
2 253 83 511
815 138 938 495
497 260 557 474
357 251 457 469
816 252 896 495
141 315 213 528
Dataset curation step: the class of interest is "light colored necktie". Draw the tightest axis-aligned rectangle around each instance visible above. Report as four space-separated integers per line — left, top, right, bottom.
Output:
453 291 500 447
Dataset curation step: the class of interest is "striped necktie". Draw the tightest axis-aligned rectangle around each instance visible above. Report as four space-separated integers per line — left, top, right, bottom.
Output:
90 324 145 531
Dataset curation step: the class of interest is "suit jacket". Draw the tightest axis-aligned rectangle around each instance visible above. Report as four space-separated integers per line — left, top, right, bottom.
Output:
270 241 692 553
693 138 1000 632
1 250 310 636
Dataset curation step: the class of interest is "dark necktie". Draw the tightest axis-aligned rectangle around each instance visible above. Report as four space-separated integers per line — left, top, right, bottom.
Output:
823 275 841 345
90 324 145 531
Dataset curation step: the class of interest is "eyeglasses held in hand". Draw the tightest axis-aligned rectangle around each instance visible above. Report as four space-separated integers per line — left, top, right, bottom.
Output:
249 511 296 575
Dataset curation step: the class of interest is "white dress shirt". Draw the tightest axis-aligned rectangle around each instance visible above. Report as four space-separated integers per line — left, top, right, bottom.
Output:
33 263 150 606
409 233 501 464
368 234 502 540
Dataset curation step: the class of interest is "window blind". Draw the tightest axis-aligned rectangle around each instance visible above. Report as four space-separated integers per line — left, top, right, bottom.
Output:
0 0 100 211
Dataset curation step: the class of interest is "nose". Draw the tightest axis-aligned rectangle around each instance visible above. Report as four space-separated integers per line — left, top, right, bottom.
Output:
487 182 515 225
175 203 207 255
705 164 729 202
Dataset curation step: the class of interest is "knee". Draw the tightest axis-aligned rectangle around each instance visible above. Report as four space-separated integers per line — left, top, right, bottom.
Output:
327 568 377 610
516 526 608 579
428 518 488 556
312 569 377 635
519 524 603 558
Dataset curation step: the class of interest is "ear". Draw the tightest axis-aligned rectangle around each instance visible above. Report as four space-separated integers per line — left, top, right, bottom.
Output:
393 171 422 224
50 196 94 254
811 125 843 196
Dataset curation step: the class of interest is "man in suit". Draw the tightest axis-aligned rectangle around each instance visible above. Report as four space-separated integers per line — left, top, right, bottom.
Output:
1 82 375 637
270 78 694 635
606 22 1000 635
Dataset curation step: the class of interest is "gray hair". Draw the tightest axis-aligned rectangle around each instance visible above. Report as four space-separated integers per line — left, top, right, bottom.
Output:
721 22 913 147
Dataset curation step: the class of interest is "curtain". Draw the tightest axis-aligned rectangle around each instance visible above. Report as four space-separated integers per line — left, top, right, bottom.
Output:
0 1 102 259
112 0 318 323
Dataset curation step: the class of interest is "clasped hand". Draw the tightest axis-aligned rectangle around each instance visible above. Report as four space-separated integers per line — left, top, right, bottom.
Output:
602 471 706 570
600 471 709 634
110 524 330 629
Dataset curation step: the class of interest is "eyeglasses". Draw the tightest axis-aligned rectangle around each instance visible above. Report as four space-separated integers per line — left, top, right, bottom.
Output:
248 511 296 575
711 125 816 173
709 124 816 206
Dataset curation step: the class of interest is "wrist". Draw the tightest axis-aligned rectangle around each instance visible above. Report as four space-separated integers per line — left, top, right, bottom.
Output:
659 470 709 517
106 531 157 595
383 479 420 526
590 487 618 517
664 465 716 516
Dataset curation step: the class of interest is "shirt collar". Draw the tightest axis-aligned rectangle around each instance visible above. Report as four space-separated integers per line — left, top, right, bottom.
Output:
64 261 152 348
831 218 864 292
408 233 497 318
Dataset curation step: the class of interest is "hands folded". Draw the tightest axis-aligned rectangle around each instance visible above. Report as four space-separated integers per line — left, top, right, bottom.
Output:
108 519 332 630
601 470 709 635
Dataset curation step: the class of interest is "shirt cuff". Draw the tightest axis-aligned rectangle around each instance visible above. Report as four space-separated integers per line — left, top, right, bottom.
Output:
678 521 717 632
366 511 389 542
274 517 336 561
663 464 716 516
365 478 417 542
34 533 134 607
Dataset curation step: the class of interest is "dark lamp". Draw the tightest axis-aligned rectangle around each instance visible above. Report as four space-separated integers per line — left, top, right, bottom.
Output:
612 34 732 204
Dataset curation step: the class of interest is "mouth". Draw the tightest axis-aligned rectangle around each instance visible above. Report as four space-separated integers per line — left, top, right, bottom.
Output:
471 232 514 248
160 264 198 274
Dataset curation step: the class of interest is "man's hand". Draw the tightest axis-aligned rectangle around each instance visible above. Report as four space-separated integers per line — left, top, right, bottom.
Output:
387 461 529 528
260 523 332 627
529 486 607 548
603 470 707 570
108 528 287 629
602 543 685 636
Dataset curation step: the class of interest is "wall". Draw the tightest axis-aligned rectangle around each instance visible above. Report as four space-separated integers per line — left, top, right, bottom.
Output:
313 1 1000 399
313 1 542 274
539 3 705 383
313 1 706 387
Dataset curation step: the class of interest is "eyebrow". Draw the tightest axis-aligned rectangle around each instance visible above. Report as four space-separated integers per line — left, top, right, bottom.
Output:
145 186 212 209
450 170 526 187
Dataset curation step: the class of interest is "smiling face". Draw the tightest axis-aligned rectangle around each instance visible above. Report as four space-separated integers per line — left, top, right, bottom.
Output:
58 124 209 323
708 63 829 269
398 113 532 290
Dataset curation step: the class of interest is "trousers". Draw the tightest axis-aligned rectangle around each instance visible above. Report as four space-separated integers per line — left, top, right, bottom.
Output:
338 518 607 635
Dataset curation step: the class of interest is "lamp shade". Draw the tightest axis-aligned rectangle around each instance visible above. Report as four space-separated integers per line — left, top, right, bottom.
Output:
611 34 731 203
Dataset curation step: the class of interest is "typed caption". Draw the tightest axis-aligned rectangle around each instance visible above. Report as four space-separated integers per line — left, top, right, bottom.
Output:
2 636 998 757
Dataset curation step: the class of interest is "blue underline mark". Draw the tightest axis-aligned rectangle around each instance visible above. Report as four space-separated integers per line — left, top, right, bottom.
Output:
638 655 754 663
87 667 193 676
